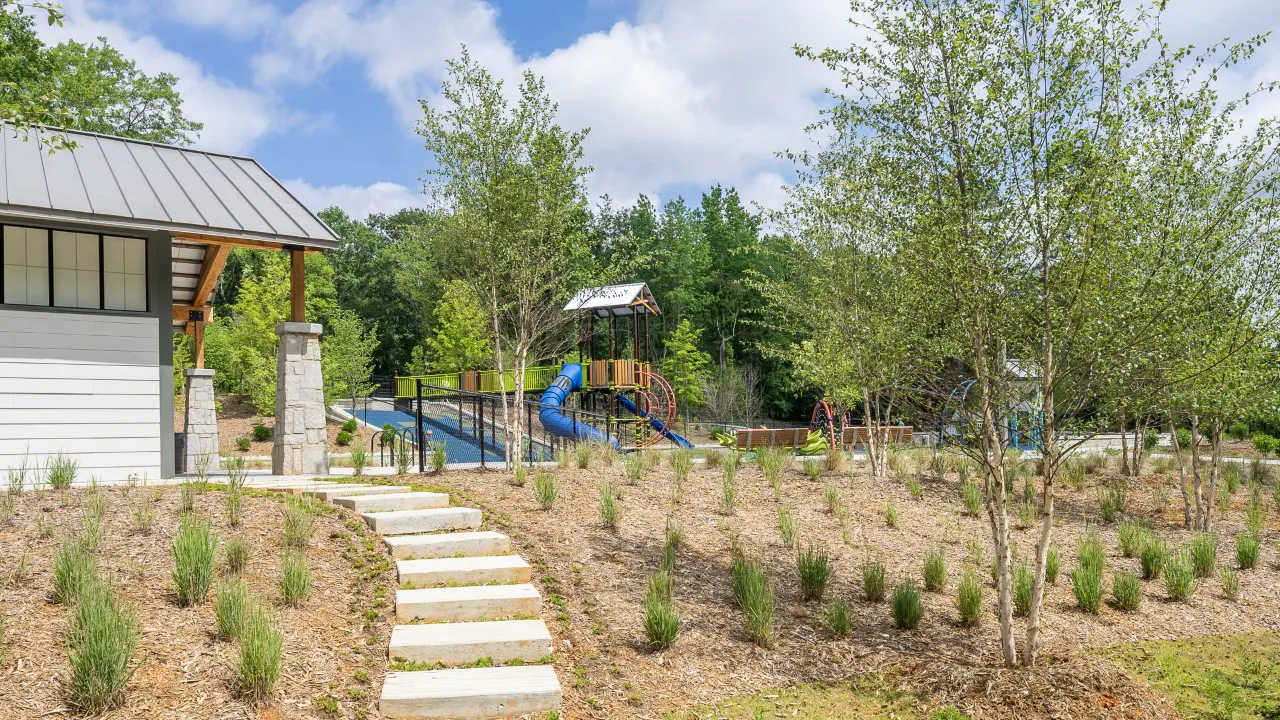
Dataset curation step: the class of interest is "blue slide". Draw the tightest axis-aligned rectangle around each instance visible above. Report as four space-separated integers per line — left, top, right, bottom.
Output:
614 392 695 448
539 363 619 447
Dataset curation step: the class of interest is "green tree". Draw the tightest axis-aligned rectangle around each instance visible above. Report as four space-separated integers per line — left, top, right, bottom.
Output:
423 279 491 373
661 319 710 415
0 3 76 149
322 310 379 404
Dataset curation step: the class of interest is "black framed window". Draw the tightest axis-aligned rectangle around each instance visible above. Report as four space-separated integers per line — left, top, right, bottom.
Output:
0 224 148 312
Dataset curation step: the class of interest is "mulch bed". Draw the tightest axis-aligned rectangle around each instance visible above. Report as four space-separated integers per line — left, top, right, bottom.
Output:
409 454 1280 719
0 485 392 719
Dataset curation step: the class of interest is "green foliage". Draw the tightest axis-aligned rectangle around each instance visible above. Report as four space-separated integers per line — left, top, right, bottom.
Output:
955 570 983 627
336 430 353 446
1071 563 1103 615
670 447 693 490
430 441 447 473
961 480 982 517
642 572 679 650
1163 550 1199 602
823 598 853 638
52 539 97 604
884 502 898 528
598 481 621 530
1140 538 1167 581
236 607 283 701
803 459 821 481
861 560 886 602
235 436 251 452
283 498 316 550
350 446 368 477
279 551 312 607
575 443 591 470
823 482 840 514
252 423 272 442
322 310 380 405
171 515 218 607
46 453 77 490
1045 547 1060 584
777 504 799 547
1251 433 1278 457
1236 532 1260 570
225 538 250 575
340 419 358 434
533 471 558 510
922 548 947 592
662 318 711 410
704 450 724 469
1190 533 1219 578
1220 567 1240 601
731 555 775 648
422 279 493 373
906 475 922 500
796 544 833 601
891 581 923 630
65 580 139 713
1012 563 1033 617
1111 571 1142 612
215 579 253 641
1118 519 1147 559
622 453 644 484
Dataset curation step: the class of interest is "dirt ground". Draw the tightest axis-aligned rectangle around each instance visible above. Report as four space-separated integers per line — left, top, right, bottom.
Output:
413 451 1280 720
0 485 392 719
173 394 376 457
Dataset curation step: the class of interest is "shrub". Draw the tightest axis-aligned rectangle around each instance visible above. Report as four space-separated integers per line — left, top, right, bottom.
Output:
598 481 621 530
225 538 250 575
350 446 368 477
53 540 97 604
797 544 833 601
236 608 283 700
1045 547 1060 584
1012 563 1033 617
252 423 273 442
956 570 983 626
1175 427 1193 449
279 550 312 607
642 573 679 650
861 560 887 602
283 498 316 550
1228 421 1251 441
172 515 218 607
335 430 353 446
215 579 253 640
1118 519 1147 558
1140 537 1167 580
777 505 799 547
885 502 898 528
430 441 447 472
1111 571 1142 612
721 465 737 514
1236 532 1260 570
1220 567 1240 601
576 443 591 470
622 454 644 485
961 481 982 517
235 437 251 452
824 482 840 514
891 581 924 629
1251 433 1278 457
533 471 558 510
803 460 822 481
922 548 948 592
66 580 138 713
1189 533 1218 578
340 418 358 434
823 598 853 638
1163 550 1198 601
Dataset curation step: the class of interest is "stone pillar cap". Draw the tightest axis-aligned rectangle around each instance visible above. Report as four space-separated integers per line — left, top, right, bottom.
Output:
276 322 324 336
184 368 216 377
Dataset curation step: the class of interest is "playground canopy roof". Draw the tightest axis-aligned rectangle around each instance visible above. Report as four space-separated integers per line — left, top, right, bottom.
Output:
0 125 339 249
564 282 660 317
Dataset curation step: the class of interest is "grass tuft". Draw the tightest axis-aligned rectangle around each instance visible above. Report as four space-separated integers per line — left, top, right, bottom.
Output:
1189 533 1218 578
1045 546 1060 584
533 471 558 510
1140 537 1167 580
172 514 219 607
215 578 254 641
861 560 886 602
823 598 853 638
52 540 97 604
961 480 982 517
282 497 316 550
65 580 138 713
1236 532 1260 570
236 607 283 701
922 547 948 592
642 571 679 650
1012 563 1033 617
1220 567 1240 601
1163 549 1198 602
956 569 983 627
1111 570 1142 611
891 581 924 630
598 481 621 530
225 538 251 575
796 544 832 601
279 550 312 607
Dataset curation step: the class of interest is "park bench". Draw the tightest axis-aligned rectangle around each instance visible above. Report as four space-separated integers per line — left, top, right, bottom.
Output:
839 425 914 449
734 427 811 451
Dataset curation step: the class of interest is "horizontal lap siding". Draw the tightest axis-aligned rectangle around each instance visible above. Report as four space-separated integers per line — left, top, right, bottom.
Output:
0 308 161 482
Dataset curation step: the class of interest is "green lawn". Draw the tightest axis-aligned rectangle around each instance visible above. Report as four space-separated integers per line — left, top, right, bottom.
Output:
1104 632 1280 720
661 676 970 720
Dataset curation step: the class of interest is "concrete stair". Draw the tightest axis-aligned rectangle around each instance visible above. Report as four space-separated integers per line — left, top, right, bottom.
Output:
364 507 482 535
334 491 449 513
396 584 541 623
384 531 511 560
307 484 413 502
380 666 561 720
388 620 552 665
398 555 531 587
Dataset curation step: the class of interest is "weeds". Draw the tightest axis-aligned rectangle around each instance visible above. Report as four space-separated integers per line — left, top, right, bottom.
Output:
891 581 924 630
704 450 724 469
430 441 447 473
350 446 369 477
796 544 832 601
533 471 558 510
172 515 218 607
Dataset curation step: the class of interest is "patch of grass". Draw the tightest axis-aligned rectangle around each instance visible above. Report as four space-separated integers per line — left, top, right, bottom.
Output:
1220 567 1240 601
1117 519 1146 558
47 453 77 490
1071 537 1104 615
721 465 737 515
661 674 929 719
922 548 947 593
891 581 924 630
961 480 982 517
955 569 983 627
172 514 218 607
283 497 316 550
778 505 799 547
1045 547 1060 584
533 471 558 510
796 544 833 601
1190 533 1218 578
824 482 840 514
576 443 591 469
599 481 621 530
1163 549 1198 602
1236 532 1260 570
670 448 692 498
1111 570 1142 611
885 502 898 528
642 572 679 650
803 459 822 481
215 578 254 640
906 475 923 501
65 580 138 713
862 560 887 602
430 441 447 473
622 454 645 485
731 555 775 648
1012 563 1033 617
704 450 724 469
225 538 250 575
279 550 312 607
1140 537 1167 580
236 607 283 701
53 540 97 604
823 598 853 638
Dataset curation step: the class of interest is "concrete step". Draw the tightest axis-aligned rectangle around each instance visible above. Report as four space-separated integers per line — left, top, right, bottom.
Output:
384 531 511 560
380 666 561 720
335 491 449 513
396 584 541 623
366 507 482 536
308 484 412 502
388 620 553 665
398 555 531 587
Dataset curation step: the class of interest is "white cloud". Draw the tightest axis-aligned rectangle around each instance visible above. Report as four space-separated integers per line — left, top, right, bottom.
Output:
284 179 426 219
161 0 281 39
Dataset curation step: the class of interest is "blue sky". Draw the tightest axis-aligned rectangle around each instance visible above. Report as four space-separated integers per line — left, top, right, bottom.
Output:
36 0 1280 221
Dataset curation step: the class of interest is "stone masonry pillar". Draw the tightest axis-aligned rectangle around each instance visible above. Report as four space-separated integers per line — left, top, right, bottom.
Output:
183 369 220 473
272 322 329 475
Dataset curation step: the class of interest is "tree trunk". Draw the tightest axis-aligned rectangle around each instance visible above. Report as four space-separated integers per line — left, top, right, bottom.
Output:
1170 409 1192 530
1119 406 1131 477
1191 413 1204 530
1131 419 1147 478
1205 419 1222 533
489 283 513 470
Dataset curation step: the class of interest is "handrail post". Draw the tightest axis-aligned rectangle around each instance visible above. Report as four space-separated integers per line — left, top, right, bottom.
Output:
479 393 486 470
527 401 533 466
416 379 425 473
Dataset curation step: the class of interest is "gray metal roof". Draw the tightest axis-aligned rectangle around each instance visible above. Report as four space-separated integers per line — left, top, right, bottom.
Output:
564 283 660 316
0 125 338 248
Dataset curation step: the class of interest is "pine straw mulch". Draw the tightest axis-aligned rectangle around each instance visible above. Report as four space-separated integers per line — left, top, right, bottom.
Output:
0 484 393 720
406 456 1280 719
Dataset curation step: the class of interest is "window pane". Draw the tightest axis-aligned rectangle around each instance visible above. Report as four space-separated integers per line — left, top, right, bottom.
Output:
125 273 146 311
3 227 48 305
103 235 124 273
123 237 145 274
104 272 125 309
51 231 100 309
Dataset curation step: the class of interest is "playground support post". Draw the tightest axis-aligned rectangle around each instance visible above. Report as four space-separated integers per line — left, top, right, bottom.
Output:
478 393 486 469
415 379 425 473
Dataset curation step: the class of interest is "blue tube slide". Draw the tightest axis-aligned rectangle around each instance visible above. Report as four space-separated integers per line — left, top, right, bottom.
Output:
614 392 696 448
539 363 619 447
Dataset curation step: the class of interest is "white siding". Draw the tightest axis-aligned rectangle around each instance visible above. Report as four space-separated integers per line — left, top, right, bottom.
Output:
0 307 161 482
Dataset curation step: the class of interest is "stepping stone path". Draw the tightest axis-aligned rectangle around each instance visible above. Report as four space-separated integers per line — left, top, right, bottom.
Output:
264 480 562 719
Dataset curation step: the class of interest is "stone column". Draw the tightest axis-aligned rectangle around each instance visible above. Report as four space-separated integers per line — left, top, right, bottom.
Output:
183 368 220 473
272 322 329 475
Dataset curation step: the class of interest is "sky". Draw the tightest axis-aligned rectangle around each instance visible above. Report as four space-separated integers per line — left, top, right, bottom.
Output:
32 0 1280 222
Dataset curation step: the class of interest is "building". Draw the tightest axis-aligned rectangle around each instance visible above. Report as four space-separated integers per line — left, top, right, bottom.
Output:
0 126 338 481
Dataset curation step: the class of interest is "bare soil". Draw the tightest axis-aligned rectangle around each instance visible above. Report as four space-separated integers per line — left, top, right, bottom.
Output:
0 485 393 719
411 453 1280 719
172 394 376 457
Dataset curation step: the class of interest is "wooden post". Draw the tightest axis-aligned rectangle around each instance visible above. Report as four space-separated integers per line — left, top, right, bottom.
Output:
194 320 206 369
290 249 305 322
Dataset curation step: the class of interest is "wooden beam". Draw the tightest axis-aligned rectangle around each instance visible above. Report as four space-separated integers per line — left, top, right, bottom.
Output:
171 231 325 253
191 244 230 310
172 305 214 324
290 249 305 322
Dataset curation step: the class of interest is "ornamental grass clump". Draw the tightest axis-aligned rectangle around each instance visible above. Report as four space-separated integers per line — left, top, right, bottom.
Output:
1118 519 1147 558
731 555 774 648
1072 533 1105 614
1220 567 1240 601
236 607 283 701
172 515 218 607
1189 532 1218 578
922 548 947 592
576 443 591 470
1111 571 1142 611
1140 537 1167 580
885 502 898 528
278 550 311 607
891 581 924 630
598 481 621 530
803 460 822 481
956 569 983 627
282 498 316 550
796 544 832 601
622 454 644 485
1236 532 1260 570
861 559 887 602
642 571 679 650
670 448 692 495
1012 563 1033 617
777 505 799 547
961 480 982 517
47 453 77 490
824 482 840 514
533 471 558 510
1163 549 1198 602
65 580 138 714
823 598 853 638
430 441 447 473
225 538 251 575
53 539 97 604
215 578 253 640
721 466 737 515
1045 547 1060 583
